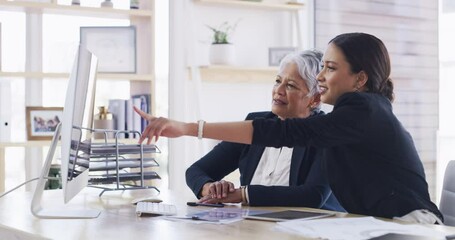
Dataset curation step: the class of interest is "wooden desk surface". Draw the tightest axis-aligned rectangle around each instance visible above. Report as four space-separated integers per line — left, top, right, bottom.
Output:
0 188 454 240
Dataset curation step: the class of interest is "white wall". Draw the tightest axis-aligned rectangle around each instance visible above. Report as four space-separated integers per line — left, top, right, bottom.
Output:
314 0 440 200
200 82 272 122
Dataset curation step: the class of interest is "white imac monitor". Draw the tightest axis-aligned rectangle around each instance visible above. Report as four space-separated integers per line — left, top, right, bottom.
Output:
31 45 101 219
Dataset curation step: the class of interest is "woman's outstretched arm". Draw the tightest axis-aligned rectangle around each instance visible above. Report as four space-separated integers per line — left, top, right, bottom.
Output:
134 106 253 145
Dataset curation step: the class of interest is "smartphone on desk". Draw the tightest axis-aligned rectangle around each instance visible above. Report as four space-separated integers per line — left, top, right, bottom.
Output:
187 202 224 207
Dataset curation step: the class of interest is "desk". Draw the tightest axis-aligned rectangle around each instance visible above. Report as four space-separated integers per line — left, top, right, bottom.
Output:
1 188 454 240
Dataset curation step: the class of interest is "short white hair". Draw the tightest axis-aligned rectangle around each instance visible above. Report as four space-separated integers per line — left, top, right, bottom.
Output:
278 49 323 111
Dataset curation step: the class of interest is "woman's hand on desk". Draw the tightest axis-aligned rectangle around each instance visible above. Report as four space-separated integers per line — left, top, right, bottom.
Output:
202 180 235 199
199 190 242 204
199 181 242 204
134 106 190 144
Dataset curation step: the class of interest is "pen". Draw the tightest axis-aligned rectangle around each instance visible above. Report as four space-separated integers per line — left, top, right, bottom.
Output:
191 216 219 222
446 234 455 240
166 216 219 222
187 202 224 207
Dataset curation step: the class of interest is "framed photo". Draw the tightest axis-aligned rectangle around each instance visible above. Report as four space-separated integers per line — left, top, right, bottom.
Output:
26 107 64 141
80 26 136 73
268 47 297 66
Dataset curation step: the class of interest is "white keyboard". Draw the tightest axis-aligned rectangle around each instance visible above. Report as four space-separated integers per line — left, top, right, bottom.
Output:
135 202 177 217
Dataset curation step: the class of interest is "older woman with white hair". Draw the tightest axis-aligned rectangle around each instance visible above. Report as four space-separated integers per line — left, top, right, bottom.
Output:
182 50 343 210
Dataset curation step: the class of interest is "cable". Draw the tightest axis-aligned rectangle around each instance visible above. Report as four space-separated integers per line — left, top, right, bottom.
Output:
0 177 60 199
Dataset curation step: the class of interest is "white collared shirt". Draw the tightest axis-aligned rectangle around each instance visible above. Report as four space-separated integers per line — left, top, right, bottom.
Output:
250 146 293 186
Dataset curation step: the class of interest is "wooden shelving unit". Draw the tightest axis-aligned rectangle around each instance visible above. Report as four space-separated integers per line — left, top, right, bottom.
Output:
0 0 156 192
190 65 278 83
0 1 155 80
194 0 304 11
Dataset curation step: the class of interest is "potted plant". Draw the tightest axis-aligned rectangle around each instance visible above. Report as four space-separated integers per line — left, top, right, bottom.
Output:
207 21 238 65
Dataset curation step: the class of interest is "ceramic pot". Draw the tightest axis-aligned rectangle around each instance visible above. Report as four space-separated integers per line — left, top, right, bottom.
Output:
101 0 113 8
130 0 139 9
209 44 235 65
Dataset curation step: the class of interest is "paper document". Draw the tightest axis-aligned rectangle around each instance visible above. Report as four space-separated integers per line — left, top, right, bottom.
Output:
0 224 50 240
166 208 266 224
276 216 446 240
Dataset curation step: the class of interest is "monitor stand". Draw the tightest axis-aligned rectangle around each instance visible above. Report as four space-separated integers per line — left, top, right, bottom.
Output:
30 123 101 219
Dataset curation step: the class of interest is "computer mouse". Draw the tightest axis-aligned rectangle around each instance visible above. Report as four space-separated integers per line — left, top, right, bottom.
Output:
131 197 163 205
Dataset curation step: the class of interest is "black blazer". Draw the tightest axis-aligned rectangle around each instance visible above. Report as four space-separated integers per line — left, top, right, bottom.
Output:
251 92 442 220
186 111 344 211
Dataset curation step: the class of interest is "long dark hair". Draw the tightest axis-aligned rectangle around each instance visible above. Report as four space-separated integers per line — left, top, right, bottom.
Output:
329 33 394 102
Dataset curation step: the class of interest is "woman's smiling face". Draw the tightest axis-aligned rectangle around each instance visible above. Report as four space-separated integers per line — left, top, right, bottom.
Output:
271 62 318 119
317 43 360 105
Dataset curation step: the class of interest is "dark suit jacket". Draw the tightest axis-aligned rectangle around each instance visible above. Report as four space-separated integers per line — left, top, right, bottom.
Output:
186 111 344 211
252 92 443 220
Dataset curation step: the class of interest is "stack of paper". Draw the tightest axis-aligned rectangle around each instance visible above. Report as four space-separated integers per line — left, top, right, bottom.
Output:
276 217 446 240
166 208 266 225
0 224 49 240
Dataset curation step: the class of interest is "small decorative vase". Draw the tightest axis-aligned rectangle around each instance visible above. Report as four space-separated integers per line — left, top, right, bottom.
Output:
100 0 113 8
93 106 114 139
209 44 236 65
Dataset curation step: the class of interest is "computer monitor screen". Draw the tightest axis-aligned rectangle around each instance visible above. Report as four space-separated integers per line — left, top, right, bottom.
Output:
31 45 100 219
60 44 97 204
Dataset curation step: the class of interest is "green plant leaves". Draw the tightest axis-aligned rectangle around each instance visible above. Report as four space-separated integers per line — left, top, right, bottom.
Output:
206 21 238 44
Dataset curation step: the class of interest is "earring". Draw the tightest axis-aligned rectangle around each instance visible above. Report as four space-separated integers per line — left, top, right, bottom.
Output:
309 102 317 109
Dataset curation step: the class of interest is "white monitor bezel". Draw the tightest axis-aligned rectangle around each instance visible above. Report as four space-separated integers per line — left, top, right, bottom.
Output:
61 44 98 204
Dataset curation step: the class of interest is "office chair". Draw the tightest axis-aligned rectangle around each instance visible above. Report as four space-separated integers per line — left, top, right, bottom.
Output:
440 160 455 226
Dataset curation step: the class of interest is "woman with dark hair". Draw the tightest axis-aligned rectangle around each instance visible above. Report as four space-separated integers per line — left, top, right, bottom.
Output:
134 32 442 223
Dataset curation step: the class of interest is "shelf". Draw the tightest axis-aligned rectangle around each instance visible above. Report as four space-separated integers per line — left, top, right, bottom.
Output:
0 139 142 148
0 71 154 81
0 141 54 147
0 71 67 79
98 73 154 81
189 65 278 83
0 1 152 19
194 0 304 11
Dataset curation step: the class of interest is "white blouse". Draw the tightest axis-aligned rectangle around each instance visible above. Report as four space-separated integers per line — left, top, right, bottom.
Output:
250 146 293 186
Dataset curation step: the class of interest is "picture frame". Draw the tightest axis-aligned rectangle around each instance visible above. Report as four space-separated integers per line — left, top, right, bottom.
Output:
80 26 136 73
268 47 297 66
26 107 64 141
